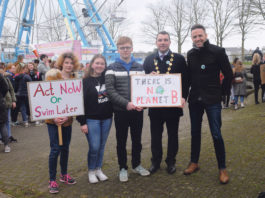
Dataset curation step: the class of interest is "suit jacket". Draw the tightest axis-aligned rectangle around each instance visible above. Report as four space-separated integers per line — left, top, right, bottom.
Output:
143 50 188 119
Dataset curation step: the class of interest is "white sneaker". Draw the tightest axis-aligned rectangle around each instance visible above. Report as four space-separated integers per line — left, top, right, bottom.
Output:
241 103 245 108
4 145 11 153
24 122 29 127
234 104 238 110
0 140 3 145
132 165 150 176
35 121 40 126
88 170 99 183
95 169 108 181
119 168 128 182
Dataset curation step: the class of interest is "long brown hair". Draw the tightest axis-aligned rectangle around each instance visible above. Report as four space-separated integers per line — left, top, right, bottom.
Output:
84 54 107 78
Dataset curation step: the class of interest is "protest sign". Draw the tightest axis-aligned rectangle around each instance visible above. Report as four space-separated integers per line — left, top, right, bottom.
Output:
27 79 84 121
131 74 182 107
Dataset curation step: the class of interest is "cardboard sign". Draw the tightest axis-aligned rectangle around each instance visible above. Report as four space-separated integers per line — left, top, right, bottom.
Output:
27 79 84 121
131 74 182 107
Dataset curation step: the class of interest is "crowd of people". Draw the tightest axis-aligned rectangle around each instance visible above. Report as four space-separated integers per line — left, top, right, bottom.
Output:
0 24 264 195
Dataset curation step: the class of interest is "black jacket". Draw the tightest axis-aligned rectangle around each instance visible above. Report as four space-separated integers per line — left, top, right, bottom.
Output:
14 73 32 96
76 74 113 126
143 50 189 118
187 40 233 104
0 73 8 123
250 64 261 82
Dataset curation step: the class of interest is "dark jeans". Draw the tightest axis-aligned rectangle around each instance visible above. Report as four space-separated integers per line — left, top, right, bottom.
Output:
150 116 180 166
114 111 143 170
0 123 9 145
13 95 29 122
253 80 262 103
47 124 72 181
189 102 226 169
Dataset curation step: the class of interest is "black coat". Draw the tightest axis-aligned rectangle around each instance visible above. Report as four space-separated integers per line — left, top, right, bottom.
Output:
250 64 261 82
143 50 189 118
187 40 233 105
0 73 8 123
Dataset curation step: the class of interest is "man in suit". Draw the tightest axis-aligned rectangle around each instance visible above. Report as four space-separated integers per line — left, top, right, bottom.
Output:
143 31 188 174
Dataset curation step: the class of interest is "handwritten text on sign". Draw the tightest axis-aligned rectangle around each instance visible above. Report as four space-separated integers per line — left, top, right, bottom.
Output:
28 79 84 121
131 74 182 107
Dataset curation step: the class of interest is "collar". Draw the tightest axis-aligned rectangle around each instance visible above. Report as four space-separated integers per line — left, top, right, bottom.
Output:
158 50 170 57
192 39 210 51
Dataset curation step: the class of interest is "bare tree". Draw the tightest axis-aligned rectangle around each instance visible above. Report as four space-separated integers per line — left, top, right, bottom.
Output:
141 2 169 44
169 0 192 53
207 0 236 46
190 0 208 25
235 0 256 61
250 0 265 21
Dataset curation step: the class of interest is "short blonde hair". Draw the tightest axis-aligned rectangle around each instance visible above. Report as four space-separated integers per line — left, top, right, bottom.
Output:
117 36 133 46
56 52 80 72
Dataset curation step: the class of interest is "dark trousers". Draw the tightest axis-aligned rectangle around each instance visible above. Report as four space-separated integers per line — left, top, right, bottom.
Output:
114 111 143 170
150 116 180 167
262 84 265 102
47 124 72 181
253 80 262 103
189 102 226 169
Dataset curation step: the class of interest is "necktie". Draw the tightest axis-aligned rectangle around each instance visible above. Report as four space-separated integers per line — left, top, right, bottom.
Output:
160 54 165 61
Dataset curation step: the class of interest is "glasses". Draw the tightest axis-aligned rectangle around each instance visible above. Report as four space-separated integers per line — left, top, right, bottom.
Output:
119 46 132 51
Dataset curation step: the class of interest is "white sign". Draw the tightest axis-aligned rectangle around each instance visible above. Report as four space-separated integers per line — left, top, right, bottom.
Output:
27 79 84 121
131 74 182 107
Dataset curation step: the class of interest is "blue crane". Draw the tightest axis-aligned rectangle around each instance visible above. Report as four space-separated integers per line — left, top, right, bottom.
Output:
0 0 123 63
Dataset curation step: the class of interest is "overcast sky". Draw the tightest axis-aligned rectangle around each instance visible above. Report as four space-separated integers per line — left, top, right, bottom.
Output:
122 0 265 53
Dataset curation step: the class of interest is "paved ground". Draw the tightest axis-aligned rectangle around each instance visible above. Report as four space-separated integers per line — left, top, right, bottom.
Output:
0 94 264 198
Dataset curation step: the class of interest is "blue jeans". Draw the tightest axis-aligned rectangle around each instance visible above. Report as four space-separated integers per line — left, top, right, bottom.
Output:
17 96 28 122
47 124 72 181
85 118 112 170
6 108 11 137
189 102 226 169
234 95 244 105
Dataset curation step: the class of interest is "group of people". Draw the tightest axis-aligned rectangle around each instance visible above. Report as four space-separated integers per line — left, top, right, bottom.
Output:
222 49 265 110
32 24 234 194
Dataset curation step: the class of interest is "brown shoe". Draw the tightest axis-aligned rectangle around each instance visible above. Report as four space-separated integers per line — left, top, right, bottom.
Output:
219 169 229 184
183 163 199 175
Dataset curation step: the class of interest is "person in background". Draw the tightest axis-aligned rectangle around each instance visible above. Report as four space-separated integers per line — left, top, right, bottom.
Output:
0 64 17 143
77 54 113 184
260 60 265 102
28 62 42 81
233 59 247 110
0 73 11 152
4 63 16 88
105 36 150 182
38 54 50 80
45 52 79 194
252 47 263 61
14 63 31 127
251 53 262 104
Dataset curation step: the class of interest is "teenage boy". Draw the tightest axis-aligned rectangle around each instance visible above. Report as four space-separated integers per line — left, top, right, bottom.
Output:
105 36 150 182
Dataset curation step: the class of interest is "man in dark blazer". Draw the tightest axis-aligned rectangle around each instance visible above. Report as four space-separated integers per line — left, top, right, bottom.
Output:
184 24 233 184
143 31 188 174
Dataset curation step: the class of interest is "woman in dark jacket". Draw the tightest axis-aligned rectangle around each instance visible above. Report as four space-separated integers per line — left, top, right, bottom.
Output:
251 53 262 104
27 62 42 81
77 54 113 184
14 63 32 126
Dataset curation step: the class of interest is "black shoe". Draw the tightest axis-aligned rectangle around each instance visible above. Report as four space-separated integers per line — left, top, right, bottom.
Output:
9 136 17 143
255 101 260 104
167 165 176 174
149 164 160 174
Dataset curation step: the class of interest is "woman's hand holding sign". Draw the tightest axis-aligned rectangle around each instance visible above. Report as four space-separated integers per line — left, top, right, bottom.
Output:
53 117 68 125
